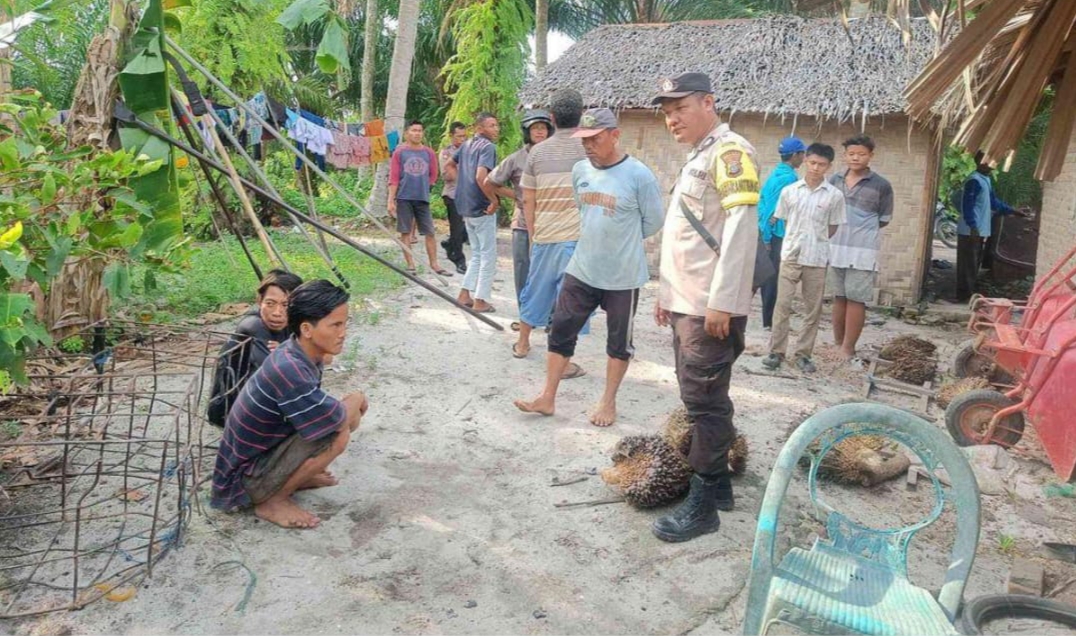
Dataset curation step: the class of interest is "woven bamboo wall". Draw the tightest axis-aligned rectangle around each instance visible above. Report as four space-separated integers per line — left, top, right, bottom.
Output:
1038 129 1076 276
619 110 935 305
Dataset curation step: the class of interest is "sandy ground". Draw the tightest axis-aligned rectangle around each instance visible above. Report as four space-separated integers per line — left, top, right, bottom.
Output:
9 230 1076 635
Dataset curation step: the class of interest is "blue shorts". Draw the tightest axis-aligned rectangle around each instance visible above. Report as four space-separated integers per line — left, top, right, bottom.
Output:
518 241 588 335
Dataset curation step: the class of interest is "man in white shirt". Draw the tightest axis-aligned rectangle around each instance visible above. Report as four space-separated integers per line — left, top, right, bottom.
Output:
762 143 845 373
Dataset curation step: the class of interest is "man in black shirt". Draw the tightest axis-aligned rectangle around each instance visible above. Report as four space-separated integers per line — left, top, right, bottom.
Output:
207 269 304 426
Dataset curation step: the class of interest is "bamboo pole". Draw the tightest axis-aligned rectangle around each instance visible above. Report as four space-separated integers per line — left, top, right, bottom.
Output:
196 92 348 288
163 36 448 287
120 113 503 331
206 118 287 268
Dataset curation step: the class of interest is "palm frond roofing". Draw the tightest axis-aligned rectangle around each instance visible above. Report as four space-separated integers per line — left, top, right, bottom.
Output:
521 16 938 122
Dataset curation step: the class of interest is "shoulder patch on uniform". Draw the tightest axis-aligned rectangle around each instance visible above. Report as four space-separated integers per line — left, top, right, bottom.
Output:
720 149 744 178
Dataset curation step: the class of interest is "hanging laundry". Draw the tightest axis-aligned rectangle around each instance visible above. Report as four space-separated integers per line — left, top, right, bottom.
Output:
327 130 355 169
286 109 333 155
246 92 269 142
369 135 390 164
364 119 385 137
386 130 400 154
350 135 372 167
346 123 363 136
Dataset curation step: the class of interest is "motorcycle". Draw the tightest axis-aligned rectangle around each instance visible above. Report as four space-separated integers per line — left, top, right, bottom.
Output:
934 201 959 249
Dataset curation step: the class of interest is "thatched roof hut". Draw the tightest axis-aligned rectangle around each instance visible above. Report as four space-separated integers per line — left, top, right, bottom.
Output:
521 16 944 305
521 16 938 125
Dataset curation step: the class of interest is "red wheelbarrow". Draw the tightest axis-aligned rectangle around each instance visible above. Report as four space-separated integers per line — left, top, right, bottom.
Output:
946 241 1076 481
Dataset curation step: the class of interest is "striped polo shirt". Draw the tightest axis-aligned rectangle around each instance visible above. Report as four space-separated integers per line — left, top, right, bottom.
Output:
520 129 587 244
211 337 345 510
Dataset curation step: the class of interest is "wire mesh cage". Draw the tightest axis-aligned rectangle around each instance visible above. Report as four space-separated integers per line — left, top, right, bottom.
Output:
0 320 252 618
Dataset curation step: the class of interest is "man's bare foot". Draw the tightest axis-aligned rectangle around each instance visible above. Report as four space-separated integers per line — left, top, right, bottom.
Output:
298 470 339 490
457 291 473 306
514 395 555 416
588 400 617 427
254 497 321 529
837 347 856 361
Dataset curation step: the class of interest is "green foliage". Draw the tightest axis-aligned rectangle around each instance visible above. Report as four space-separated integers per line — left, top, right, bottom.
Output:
9 0 110 109
442 0 530 158
59 335 85 353
939 145 976 215
277 0 350 81
174 0 291 96
0 91 186 382
126 232 402 321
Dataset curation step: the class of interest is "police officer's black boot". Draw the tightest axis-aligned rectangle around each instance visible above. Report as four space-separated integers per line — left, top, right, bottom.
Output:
716 473 734 512
651 474 721 542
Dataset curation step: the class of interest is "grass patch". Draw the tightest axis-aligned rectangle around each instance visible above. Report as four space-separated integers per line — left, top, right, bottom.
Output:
126 231 404 321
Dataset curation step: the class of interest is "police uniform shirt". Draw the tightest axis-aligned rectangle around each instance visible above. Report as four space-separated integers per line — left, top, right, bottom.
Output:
658 123 761 318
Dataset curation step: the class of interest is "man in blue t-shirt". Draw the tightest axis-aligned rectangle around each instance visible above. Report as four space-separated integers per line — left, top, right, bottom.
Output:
956 151 1024 302
389 120 450 276
514 108 664 427
756 136 805 329
449 113 501 313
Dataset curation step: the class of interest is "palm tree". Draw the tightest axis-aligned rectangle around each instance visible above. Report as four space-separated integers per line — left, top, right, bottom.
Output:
360 0 379 121
535 0 548 69
367 0 422 215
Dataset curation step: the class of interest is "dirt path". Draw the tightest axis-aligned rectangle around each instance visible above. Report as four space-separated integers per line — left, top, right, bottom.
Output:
28 230 1074 635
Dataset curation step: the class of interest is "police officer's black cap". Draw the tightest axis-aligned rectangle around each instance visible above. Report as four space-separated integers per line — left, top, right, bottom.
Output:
650 72 714 105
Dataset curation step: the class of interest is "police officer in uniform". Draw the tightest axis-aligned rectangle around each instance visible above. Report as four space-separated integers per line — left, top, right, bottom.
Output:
651 72 761 543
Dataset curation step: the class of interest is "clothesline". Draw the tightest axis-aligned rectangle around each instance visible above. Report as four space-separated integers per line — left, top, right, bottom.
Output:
172 90 401 171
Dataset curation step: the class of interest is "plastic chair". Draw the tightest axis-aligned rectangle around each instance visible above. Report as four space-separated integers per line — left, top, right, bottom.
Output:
742 403 980 635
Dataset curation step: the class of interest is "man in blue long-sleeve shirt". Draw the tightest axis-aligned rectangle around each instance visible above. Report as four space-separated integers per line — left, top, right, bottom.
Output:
757 137 805 329
956 151 1018 302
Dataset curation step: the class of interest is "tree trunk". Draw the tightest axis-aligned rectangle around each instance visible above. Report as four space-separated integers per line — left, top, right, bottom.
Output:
45 0 138 338
0 5 11 103
366 0 421 216
535 0 548 70
360 0 378 122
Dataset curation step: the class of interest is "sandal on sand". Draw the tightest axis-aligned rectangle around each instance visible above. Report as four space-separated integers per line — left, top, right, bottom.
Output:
510 321 521 332
405 267 417 275
434 268 454 276
512 343 528 359
561 363 586 380
472 305 496 314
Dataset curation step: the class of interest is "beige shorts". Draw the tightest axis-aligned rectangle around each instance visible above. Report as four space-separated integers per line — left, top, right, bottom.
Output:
827 267 876 305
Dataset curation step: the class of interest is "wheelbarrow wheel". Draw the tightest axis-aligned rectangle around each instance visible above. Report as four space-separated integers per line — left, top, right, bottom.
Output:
945 389 1025 447
951 340 1013 384
952 340 994 379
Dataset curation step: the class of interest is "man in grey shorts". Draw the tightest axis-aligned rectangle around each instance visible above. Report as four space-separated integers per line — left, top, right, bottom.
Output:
389 120 452 276
827 135 893 362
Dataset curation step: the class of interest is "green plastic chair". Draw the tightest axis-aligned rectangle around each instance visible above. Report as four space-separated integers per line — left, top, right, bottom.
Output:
742 403 981 635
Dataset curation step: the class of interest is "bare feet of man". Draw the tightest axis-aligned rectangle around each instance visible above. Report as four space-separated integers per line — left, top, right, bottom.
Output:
514 395 555 416
588 400 617 427
298 470 339 490
254 496 321 529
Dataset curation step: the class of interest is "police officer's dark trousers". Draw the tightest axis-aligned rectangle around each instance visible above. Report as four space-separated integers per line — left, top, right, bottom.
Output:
956 233 983 302
672 313 747 477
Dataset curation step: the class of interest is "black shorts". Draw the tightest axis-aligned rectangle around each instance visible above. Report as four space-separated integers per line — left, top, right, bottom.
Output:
396 200 435 236
548 274 639 361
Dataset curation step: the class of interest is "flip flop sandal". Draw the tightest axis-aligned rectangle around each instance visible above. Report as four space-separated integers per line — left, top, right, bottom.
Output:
473 305 496 314
512 343 529 358
561 363 586 380
434 268 454 276
510 321 521 332
405 267 417 275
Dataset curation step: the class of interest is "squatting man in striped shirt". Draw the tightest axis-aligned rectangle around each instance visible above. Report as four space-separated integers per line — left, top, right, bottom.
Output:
211 280 369 529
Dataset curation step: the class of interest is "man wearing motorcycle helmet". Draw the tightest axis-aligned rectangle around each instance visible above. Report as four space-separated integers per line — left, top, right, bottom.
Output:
486 110 554 323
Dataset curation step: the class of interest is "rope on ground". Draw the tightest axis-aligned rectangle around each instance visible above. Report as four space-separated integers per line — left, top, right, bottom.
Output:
212 560 257 614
